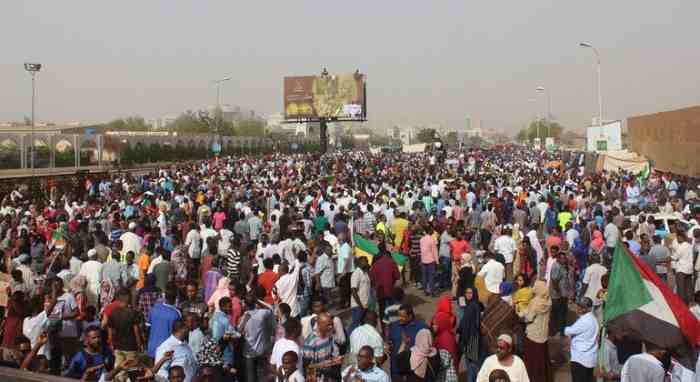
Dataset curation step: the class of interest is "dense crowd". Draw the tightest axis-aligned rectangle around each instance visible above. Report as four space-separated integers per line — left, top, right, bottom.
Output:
0 147 699 382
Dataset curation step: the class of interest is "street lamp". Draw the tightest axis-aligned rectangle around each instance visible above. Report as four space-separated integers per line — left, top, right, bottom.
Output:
212 76 232 151
579 42 604 145
24 62 41 170
527 98 539 142
535 86 551 138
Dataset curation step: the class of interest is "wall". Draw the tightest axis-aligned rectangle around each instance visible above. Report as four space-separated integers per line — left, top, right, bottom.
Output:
627 106 700 177
0 133 319 170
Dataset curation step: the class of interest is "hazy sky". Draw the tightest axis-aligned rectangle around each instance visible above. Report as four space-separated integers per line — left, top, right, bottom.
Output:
2 1 699 133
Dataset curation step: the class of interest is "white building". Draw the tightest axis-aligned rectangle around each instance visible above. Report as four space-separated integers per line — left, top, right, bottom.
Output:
149 116 176 131
390 125 415 145
463 116 483 137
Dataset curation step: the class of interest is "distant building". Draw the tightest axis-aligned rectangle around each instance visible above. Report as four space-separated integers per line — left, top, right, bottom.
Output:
462 116 483 138
390 125 415 145
266 113 285 132
148 116 176 131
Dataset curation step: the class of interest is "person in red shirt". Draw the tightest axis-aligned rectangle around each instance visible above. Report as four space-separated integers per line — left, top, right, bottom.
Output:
448 231 471 298
257 258 279 305
370 245 400 326
545 227 563 258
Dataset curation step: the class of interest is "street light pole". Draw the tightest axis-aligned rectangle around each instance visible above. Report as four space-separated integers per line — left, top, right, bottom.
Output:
527 98 538 142
536 86 550 139
580 42 603 141
24 63 41 170
212 76 231 151
31 72 35 169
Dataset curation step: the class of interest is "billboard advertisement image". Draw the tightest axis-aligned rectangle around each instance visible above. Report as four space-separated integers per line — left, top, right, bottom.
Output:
284 73 366 120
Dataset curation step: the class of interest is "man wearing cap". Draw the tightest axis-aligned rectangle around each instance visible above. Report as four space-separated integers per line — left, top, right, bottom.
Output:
565 297 599 382
13 253 34 294
120 222 142 264
476 333 530 382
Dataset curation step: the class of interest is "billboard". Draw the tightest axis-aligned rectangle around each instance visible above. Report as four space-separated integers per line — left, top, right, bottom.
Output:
587 120 622 152
284 73 366 120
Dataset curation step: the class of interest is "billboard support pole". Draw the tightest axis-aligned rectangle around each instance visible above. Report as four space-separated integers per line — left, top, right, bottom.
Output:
319 118 328 154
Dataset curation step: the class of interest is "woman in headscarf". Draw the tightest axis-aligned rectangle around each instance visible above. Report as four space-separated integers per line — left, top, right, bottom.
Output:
512 273 532 316
590 230 605 255
207 277 231 312
397 328 442 382
203 257 223 303
526 227 544 277
519 280 552 382
136 273 161 320
68 275 88 322
431 296 458 369
515 238 536 281
99 278 115 310
457 287 481 381
1 291 27 349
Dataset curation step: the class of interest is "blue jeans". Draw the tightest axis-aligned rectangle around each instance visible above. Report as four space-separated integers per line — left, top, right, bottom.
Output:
439 257 451 289
421 262 437 293
349 307 367 334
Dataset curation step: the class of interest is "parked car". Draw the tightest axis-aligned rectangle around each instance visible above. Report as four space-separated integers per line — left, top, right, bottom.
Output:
629 212 699 238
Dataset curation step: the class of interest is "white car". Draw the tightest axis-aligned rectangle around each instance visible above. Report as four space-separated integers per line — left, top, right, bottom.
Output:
629 212 699 238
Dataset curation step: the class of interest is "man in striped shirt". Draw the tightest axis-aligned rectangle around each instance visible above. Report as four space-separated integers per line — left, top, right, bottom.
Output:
302 313 341 381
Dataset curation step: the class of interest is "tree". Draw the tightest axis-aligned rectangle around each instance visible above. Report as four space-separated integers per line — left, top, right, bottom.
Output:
340 135 357 149
516 119 565 142
446 131 459 144
105 116 149 131
369 133 390 147
236 119 265 137
416 128 437 144
170 113 210 135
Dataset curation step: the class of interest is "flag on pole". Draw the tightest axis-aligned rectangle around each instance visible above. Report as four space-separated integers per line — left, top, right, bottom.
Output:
353 234 379 265
603 243 700 368
353 234 408 271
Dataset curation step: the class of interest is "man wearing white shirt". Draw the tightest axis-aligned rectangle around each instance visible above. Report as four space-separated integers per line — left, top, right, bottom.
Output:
621 348 669 382
270 318 303 375
672 233 694 304
581 254 607 320
337 234 354 308
324 230 339 258
537 198 549 224
199 222 217 256
79 252 103 307
184 223 201 263
565 222 580 248
119 222 142 263
565 298 599 382
493 227 517 281
273 258 302 317
477 252 505 297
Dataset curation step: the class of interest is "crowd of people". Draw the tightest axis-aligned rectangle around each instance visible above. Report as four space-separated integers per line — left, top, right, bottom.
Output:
0 146 699 382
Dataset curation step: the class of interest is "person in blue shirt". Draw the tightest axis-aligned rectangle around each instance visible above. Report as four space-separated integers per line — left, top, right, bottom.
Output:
64 325 115 381
342 346 390 382
387 304 428 380
624 230 642 256
147 288 182 358
209 296 238 368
